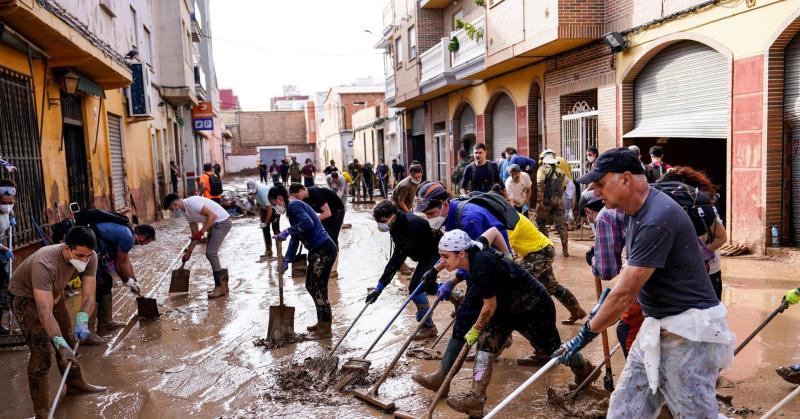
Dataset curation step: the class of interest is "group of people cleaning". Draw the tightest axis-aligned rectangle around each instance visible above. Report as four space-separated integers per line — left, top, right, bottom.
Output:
6 142 800 418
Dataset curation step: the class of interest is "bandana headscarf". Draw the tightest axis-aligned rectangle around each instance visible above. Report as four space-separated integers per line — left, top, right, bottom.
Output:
438 229 481 252
0 186 15 196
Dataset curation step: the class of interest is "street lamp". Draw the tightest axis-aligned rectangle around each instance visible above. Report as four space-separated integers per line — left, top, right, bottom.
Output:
602 32 628 54
62 71 81 95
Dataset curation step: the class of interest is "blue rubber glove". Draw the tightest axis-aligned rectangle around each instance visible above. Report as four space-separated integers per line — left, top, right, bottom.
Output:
557 321 599 366
366 282 385 304
274 230 289 241
437 280 454 301
8 216 15 227
281 258 290 273
72 312 90 341
1 248 12 261
455 269 469 281
465 327 481 346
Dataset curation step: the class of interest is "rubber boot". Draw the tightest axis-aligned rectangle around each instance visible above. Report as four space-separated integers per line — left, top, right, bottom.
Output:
308 321 331 339
569 354 599 388
220 269 230 294
556 288 587 325
560 230 570 257
308 303 332 338
306 322 320 332
329 255 339 279
517 346 551 367
84 310 106 345
412 302 437 341
97 293 124 333
413 338 462 395
207 271 227 299
446 351 495 417
29 375 50 419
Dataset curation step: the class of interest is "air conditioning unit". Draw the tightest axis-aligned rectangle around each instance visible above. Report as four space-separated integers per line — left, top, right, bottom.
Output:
126 63 152 117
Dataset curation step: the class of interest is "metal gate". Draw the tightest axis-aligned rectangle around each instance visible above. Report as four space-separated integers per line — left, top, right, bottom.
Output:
0 66 47 247
561 101 598 180
62 93 92 210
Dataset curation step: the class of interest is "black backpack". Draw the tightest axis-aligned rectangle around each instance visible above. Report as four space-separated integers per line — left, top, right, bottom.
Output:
542 166 564 204
652 181 718 241
455 191 519 231
208 174 223 196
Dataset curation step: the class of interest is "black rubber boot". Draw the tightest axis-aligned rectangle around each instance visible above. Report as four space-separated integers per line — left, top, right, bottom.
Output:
413 338 463 394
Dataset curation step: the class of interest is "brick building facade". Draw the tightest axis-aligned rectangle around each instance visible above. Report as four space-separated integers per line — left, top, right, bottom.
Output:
226 111 312 174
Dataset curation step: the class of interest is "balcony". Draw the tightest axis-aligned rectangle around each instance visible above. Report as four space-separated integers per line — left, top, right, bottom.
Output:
419 0 451 8
385 74 396 106
450 15 486 79
418 38 471 99
382 1 394 36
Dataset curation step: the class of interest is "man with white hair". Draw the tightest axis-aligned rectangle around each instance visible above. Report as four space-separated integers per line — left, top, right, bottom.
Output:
558 147 734 418
436 228 596 417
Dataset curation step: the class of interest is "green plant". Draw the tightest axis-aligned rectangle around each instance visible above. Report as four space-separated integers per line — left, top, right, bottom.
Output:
455 19 485 42
448 36 460 52
475 0 485 6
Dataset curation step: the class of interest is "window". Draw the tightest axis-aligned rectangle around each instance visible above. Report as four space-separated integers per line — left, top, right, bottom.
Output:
130 6 139 48
143 26 154 70
452 9 464 31
408 26 417 59
395 36 403 67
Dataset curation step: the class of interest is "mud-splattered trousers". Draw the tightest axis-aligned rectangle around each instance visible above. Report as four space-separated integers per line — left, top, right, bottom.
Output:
206 218 232 272
306 238 338 323
12 294 81 417
519 245 584 318
535 200 567 243
608 332 727 418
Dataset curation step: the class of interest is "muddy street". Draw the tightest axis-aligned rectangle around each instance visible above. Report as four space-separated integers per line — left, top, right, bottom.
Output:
3 189 800 418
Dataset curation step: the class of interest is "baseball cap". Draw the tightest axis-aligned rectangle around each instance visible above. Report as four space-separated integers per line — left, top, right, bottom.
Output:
578 189 604 214
415 181 449 212
576 147 644 184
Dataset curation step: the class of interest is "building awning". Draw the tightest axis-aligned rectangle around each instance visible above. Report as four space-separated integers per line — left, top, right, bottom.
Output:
75 75 104 97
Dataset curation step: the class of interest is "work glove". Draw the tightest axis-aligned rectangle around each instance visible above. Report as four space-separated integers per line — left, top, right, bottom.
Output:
281 258 290 273
274 230 289 241
259 222 268 229
556 321 599 366
124 279 141 295
8 216 15 227
190 231 204 241
365 283 385 304
455 269 469 282
785 288 800 305
465 327 481 346
421 268 438 286
72 312 90 341
437 280 455 301
585 247 594 268
1 248 12 261
52 336 78 364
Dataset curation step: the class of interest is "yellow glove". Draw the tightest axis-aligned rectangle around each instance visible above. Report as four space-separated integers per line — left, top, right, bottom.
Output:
786 288 800 305
68 277 82 289
465 327 481 346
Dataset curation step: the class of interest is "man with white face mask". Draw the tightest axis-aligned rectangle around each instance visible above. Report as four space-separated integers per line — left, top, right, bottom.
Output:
391 163 424 213
366 200 442 339
9 226 107 418
0 179 16 321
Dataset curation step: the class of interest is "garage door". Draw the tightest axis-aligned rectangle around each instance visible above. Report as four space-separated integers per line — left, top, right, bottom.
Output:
107 113 126 210
491 94 516 159
459 105 475 136
625 41 729 139
785 34 800 242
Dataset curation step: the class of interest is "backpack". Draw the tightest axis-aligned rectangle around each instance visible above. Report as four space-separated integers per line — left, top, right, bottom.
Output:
208 174 223 196
75 209 133 258
651 181 718 241
455 191 519 231
468 161 500 191
645 163 666 183
541 166 564 203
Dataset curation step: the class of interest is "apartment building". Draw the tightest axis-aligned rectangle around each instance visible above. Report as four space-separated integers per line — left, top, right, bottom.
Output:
379 0 800 252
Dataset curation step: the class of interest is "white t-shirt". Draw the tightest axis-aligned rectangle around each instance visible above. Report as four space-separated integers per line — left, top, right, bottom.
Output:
183 196 230 224
504 172 532 206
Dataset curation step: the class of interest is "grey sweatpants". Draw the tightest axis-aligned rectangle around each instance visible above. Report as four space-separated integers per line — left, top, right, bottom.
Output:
206 218 232 272
607 332 724 419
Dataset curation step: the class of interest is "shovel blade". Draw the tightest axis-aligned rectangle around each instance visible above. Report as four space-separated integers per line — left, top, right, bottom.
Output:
267 304 295 341
340 358 371 373
291 254 308 278
353 388 396 412
393 411 423 419
169 269 190 293
136 297 160 318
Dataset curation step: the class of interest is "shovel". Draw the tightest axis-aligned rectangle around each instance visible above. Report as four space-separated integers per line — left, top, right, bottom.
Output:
307 300 372 381
47 341 79 419
353 297 444 412
394 343 472 419
267 240 295 342
134 288 160 319
334 280 428 391
169 259 191 293
594 276 615 391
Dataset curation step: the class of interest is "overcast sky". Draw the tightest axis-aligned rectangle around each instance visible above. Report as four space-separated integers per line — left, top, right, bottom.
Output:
210 0 386 111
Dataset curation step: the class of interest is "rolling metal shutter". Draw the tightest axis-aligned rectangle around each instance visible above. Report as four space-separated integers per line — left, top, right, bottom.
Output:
459 105 475 136
491 94 516 158
625 41 729 139
785 34 800 242
412 107 425 136
107 113 126 210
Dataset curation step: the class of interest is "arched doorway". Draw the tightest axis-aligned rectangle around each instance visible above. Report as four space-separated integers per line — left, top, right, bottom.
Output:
457 104 476 153
485 93 516 160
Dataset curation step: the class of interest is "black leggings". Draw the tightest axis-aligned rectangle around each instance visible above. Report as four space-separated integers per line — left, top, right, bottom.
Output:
306 239 338 322
477 297 560 355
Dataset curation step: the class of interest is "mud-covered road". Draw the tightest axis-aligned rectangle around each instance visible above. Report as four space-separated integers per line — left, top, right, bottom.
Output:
3 182 800 418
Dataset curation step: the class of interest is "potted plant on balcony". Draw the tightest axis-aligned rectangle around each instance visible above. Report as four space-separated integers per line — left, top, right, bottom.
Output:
448 36 460 52
475 0 486 6
455 19 485 42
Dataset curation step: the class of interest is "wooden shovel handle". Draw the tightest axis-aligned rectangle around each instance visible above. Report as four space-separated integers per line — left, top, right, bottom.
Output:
276 240 284 306
425 343 471 417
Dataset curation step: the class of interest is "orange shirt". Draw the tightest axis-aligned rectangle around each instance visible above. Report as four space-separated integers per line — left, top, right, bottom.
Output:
199 172 221 199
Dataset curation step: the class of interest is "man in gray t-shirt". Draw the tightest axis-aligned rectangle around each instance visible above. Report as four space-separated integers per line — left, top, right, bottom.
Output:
556 148 731 418
625 188 718 319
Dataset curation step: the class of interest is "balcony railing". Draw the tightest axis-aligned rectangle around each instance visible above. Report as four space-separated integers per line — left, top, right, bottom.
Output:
382 1 394 34
385 74 396 99
451 15 486 69
420 38 450 84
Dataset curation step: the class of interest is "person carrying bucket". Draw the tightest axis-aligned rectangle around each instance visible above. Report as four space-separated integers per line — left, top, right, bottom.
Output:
269 184 338 339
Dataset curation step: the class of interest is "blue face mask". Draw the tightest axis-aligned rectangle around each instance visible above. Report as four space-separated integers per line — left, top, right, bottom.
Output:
377 222 391 233
173 209 184 217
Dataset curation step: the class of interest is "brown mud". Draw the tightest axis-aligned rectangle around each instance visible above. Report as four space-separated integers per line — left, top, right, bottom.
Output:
2 178 800 417
405 344 443 360
547 385 609 418
253 333 311 350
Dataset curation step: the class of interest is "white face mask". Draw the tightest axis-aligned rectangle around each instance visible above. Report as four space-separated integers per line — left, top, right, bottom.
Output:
587 156 596 163
0 204 12 214
70 258 89 273
428 216 445 230
274 205 286 215
411 178 421 185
